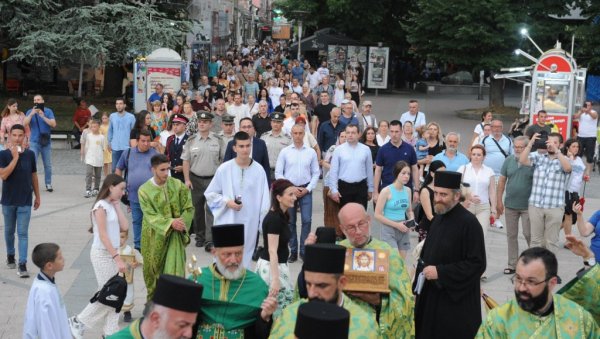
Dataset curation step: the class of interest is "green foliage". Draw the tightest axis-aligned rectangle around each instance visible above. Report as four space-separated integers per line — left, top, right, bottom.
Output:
1 1 191 67
404 0 588 71
575 3 600 74
276 0 411 51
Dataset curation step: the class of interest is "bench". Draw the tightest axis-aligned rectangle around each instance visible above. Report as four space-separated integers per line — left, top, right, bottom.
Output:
51 130 75 149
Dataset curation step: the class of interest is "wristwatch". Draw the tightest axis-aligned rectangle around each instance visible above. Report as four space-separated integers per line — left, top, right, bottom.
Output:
584 257 596 266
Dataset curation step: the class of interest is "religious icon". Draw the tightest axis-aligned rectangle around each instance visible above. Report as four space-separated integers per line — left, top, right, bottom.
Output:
352 249 376 272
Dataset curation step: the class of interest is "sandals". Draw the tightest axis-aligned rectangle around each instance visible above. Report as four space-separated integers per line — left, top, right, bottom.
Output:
503 268 515 275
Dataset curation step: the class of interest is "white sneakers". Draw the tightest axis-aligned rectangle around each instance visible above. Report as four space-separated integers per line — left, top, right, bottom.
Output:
68 316 85 339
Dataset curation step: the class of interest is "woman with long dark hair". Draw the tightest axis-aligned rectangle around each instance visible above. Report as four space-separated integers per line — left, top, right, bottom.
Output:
255 179 297 317
69 174 128 337
359 126 379 171
418 160 446 241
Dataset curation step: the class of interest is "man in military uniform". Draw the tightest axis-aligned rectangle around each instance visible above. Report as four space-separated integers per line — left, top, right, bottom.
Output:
219 115 235 158
182 111 224 250
260 112 291 181
165 114 189 182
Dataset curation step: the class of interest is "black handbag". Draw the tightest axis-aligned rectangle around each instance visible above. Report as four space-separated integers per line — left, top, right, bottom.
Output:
120 149 131 206
90 273 127 312
34 115 51 146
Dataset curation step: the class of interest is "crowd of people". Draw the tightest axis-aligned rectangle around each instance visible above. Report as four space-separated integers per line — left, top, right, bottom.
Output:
3 45 599 339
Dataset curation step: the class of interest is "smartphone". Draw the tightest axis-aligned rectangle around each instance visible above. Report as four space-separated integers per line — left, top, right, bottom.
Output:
34 103 45 111
16 146 22 153
234 195 242 205
405 219 417 228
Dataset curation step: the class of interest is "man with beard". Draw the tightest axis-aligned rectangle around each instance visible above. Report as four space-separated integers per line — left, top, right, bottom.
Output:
337 203 414 338
432 132 469 171
269 243 377 338
414 171 486 339
476 247 598 338
108 275 203 339
193 224 277 338
519 132 571 254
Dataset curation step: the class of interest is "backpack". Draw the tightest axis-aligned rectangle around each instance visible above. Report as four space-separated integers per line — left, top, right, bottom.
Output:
90 273 127 312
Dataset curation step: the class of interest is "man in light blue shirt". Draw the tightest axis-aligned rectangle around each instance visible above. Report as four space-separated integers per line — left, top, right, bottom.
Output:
108 98 136 172
481 119 513 176
432 132 469 171
328 124 374 209
275 124 320 262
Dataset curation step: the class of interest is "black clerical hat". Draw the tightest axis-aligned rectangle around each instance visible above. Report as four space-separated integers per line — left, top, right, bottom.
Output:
212 224 244 247
294 301 350 339
153 275 203 313
315 226 336 244
434 171 462 189
304 244 346 274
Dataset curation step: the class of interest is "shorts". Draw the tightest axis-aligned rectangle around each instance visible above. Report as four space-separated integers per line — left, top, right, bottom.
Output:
577 137 596 164
380 223 411 250
563 191 579 224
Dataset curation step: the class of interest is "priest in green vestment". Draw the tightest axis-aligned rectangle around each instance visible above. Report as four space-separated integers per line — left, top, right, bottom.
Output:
270 244 378 339
139 154 194 300
476 247 598 338
336 203 415 338
192 224 277 339
108 274 203 339
557 235 600 325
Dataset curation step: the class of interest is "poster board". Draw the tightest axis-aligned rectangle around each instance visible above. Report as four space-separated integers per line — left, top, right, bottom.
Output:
342 248 390 293
367 46 389 89
328 45 347 76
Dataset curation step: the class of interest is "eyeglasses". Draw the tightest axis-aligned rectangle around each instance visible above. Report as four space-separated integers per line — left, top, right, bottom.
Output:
343 220 369 233
511 275 551 288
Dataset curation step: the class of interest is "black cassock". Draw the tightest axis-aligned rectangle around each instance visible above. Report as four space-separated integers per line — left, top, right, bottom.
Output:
414 203 486 339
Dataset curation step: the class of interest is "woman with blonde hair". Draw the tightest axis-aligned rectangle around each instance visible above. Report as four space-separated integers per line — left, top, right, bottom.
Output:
418 122 445 166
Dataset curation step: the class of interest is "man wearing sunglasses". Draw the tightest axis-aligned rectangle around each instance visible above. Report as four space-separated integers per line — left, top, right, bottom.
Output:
477 247 598 337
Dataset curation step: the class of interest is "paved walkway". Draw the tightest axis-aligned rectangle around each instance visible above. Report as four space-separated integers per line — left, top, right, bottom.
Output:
0 92 597 338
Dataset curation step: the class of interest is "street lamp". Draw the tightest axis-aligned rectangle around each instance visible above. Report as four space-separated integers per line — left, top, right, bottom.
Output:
291 10 309 60
520 28 544 55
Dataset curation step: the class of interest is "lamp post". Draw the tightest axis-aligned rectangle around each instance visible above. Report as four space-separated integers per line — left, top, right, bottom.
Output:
291 10 309 61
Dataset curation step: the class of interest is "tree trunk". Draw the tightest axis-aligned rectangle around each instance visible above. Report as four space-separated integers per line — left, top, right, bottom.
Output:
489 72 504 108
77 58 84 98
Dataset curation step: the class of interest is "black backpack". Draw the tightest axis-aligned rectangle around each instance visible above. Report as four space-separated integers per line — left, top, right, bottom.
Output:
90 273 127 312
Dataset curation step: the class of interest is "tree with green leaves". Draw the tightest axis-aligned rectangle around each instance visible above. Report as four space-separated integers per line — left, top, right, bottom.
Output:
574 3 600 74
404 0 587 107
1 0 191 96
276 0 412 52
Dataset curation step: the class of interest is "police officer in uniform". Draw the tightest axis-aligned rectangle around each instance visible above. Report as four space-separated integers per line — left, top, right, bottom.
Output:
261 112 291 181
182 111 224 250
165 114 189 182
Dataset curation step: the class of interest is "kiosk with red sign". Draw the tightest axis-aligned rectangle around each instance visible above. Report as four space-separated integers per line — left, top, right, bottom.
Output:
496 34 586 140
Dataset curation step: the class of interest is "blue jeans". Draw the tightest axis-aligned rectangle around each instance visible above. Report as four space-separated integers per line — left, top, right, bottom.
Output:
112 150 124 173
130 201 143 250
288 192 313 257
29 141 52 186
3 205 32 264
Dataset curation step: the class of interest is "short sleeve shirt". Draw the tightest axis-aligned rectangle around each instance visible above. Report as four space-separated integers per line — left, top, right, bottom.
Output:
260 210 290 263
587 211 600 260
0 149 36 206
500 155 533 210
527 152 569 208
375 141 418 189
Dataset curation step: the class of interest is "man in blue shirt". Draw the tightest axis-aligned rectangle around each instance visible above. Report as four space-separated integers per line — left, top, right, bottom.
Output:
432 132 469 171
317 107 346 157
373 120 419 203
481 119 513 176
24 94 56 192
115 130 159 251
0 124 40 277
147 83 164 110
108 98 136 172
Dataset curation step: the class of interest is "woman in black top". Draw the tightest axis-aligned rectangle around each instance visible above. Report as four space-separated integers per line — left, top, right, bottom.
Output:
256 179 297 316
418 160 446 241
359 126 379 171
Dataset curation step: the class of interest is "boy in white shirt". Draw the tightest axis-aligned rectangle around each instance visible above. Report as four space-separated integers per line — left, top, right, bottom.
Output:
23 243 70 339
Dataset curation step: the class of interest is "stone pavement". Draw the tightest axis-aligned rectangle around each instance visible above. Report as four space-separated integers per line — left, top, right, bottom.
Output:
0 92 598 338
